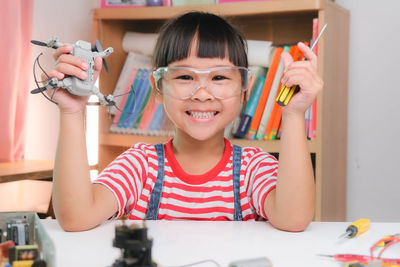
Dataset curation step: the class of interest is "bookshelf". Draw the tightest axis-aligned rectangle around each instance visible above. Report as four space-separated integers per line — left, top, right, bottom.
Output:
93 0 349 221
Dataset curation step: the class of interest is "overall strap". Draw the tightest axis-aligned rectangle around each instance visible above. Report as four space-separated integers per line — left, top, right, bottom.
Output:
232 145 243 221
145 143 165 220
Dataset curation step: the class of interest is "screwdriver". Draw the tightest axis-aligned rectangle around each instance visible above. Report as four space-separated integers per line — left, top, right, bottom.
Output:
339 218 371 239
275 23 328 106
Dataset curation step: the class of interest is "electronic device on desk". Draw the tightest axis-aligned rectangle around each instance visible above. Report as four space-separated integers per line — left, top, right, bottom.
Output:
0 212 54 267
112 221 157 267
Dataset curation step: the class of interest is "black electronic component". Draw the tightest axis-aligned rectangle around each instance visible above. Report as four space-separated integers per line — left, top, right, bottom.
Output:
112 222 157 267
6 219 30 246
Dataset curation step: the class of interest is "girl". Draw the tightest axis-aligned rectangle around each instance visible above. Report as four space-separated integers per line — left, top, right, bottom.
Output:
48 11 321 231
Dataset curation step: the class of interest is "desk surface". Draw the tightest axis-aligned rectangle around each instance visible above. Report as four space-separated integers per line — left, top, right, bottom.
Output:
0 160 53 183
41 220 400 267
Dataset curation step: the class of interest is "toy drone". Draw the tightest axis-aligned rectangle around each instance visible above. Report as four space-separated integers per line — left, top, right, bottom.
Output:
31 36 115 106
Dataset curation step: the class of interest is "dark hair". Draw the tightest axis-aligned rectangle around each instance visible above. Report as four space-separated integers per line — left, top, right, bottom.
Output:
152 11 248 69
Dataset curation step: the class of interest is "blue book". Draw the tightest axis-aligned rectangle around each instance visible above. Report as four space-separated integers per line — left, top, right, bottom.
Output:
121 69 147 128
234 76 266 138
123 69 151 128
234 114 253 138
117 69 143 128
245 76 266 116
149 104 163 131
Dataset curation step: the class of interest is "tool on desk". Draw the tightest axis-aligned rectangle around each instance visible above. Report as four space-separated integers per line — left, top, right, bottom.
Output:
112 221 157 267
275 23 328 106
339 218 371 239
320 231 400 266
376 234 400 247
319 253 400 266
229 257 272 267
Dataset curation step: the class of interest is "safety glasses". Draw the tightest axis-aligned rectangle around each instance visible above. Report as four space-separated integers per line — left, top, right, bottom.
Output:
153 66 251 100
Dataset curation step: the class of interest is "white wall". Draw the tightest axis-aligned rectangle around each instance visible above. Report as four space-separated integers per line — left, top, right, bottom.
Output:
26 0 400 222
25 0 99 160
336 0 400 222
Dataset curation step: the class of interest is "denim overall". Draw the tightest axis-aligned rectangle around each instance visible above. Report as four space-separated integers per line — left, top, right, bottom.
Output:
145 143 243 221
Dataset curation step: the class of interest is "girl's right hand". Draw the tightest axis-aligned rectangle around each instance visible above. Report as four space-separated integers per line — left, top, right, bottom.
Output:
44 45 103 114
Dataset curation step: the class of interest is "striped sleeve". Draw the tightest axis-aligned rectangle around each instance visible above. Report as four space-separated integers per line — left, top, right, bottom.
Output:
93 143 151 218
243 147 278 219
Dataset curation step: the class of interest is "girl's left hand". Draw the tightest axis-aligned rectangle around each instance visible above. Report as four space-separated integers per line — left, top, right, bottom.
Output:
280 42 323 114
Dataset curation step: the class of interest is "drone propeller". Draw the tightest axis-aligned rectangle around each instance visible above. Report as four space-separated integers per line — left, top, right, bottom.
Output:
93 39 110 73
30 86 48 94
31 40 48 47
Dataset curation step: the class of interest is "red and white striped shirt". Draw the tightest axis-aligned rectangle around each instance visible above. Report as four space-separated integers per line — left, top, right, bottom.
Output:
94 139 278 221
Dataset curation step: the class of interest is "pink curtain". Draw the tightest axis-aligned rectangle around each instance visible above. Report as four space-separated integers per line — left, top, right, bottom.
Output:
0 0 33 162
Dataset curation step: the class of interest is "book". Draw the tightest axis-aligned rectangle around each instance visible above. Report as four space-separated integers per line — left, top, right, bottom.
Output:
265 45 301 140
309 18 319 139
172 0 215 5
101 0 147 7
132 84 153 129
110 69 143 132
117 69 144 129
111 68 138 126
149 104 164 131
218 0 272 2
233 75 266 138
256 45 290 140
305 105 312 138
110 52 151 115
137 100 158 130
121 69 151 128
247 47 283 140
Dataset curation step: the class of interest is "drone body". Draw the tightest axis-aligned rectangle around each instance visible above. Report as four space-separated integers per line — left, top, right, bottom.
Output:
31 37 114 105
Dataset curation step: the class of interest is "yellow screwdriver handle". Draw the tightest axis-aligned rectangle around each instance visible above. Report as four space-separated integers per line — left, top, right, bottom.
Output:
276 85 299 106
349 218 370 237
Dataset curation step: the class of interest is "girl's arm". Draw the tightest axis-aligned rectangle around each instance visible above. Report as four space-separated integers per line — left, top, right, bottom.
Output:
264 42 323 232
49 46 118 231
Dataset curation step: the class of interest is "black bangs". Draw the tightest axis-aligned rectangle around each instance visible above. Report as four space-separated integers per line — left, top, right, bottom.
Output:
152 12 248 68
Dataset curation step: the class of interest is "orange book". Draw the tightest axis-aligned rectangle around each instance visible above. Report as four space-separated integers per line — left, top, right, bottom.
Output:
247 47 283 140
268 102 283 140
264 45 299 140
264 99 281 140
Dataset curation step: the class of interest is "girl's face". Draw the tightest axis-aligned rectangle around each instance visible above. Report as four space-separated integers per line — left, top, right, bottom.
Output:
157 47 244 142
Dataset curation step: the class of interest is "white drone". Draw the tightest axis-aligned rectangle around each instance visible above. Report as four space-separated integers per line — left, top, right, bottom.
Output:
31 36 115 106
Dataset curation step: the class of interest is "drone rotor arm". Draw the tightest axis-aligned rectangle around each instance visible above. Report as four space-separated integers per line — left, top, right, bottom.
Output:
99 47 114 58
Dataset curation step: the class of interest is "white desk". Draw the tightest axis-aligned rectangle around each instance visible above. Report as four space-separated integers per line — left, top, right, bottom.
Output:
41 220 400 267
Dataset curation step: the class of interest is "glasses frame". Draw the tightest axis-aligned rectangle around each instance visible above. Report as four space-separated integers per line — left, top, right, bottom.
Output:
152 66 252 100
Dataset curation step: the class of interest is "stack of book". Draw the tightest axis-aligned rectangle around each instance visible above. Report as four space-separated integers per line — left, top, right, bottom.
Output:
226 18 320 141
227 43 316 141
109 52 174 136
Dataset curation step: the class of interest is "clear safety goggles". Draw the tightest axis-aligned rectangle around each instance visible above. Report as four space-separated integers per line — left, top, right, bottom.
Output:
152 66 251 100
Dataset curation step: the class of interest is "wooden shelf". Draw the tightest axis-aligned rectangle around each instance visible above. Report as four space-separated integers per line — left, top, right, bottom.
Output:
94 0 349 221
94 0 323 20
100 133 317 154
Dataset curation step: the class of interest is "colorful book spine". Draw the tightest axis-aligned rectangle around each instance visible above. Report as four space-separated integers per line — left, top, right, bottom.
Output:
247 47 283 140
256 45 290 140
122 69 151 128
149 104 164 131
309 18 319 139
234 76 265 138
111 68 138 126
132 85 152 129
110 52 151 114
117 69 144 128
137 100 158 130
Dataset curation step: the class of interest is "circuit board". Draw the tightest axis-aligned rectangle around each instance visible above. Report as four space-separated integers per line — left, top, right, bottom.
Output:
0 212 54 267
